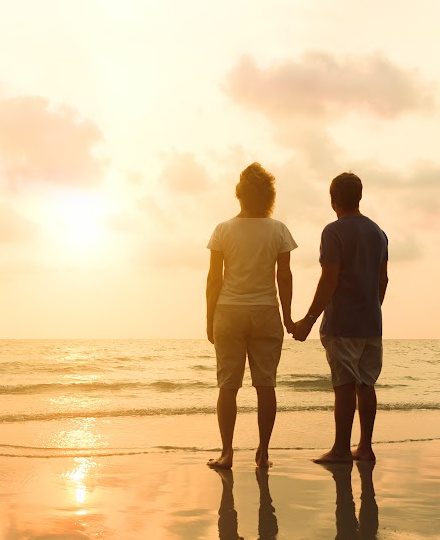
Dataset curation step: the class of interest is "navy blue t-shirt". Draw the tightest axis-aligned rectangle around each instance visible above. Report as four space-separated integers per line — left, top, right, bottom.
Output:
319 215 388 338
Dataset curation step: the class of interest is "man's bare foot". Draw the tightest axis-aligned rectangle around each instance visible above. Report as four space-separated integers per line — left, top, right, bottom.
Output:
352 447 376 461
316 460 353 478
313 450 353 464
255 446 273 468
207 452 233 469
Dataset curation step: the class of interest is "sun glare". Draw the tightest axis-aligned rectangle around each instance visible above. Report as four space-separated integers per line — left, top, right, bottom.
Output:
54 192 107 253
63 457 96 505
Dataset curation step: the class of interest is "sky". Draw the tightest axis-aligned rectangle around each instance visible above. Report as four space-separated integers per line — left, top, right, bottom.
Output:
0 0 439 339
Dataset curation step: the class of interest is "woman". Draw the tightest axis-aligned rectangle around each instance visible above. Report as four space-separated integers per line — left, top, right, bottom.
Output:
206 163 297 468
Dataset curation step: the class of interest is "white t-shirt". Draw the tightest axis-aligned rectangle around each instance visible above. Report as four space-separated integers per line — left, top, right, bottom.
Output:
207 217 297 306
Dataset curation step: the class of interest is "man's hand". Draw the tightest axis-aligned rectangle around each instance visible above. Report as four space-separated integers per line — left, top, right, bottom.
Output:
207 322 214 344
294 318 314 342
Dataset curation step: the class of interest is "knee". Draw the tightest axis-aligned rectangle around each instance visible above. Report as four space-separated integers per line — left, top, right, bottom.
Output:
219 387 239 397
356 383 375 396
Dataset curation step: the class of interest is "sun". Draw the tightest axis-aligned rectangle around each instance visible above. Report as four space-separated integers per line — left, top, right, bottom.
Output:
53 191 108 254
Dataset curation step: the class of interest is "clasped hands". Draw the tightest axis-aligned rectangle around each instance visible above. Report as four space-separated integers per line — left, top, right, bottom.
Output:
285 317 314 342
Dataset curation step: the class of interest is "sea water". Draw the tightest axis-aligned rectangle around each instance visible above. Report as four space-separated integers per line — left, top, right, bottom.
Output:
1 339 439 457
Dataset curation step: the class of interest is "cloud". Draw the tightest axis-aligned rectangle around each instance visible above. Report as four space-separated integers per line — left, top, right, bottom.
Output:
142 238 207 271
351 160 440 221
389 234 423 263
158 152 210 194
138 196 174 231
225 53 435 120
0 96 105 188
0 204 37 243
405 165 440 217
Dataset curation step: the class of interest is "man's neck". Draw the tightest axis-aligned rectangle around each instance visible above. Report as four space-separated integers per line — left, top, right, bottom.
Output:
336 208 362 219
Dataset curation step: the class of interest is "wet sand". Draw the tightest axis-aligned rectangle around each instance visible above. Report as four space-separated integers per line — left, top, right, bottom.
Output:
1 439 439 539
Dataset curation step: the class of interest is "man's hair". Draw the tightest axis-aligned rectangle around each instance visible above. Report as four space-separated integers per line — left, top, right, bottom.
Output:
235 162 276 217
330 172 363 211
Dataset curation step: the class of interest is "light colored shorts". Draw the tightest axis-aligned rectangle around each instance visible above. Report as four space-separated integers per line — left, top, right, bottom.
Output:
213 304 284 389
320 335 383 388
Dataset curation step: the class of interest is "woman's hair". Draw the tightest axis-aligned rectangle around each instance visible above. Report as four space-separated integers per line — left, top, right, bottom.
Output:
235 162 276 217
330 172 363 211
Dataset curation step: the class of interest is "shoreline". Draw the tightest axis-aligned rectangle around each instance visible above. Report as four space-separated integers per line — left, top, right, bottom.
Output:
1 408 440 458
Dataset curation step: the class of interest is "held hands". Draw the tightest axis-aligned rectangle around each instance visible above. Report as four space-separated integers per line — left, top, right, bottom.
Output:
209 315 314 343
293 317 314 342
284 317 296 336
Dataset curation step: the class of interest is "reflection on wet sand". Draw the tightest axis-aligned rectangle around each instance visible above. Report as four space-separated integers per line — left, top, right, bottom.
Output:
62 457 97 506
214 468 278 540
318 461 378 540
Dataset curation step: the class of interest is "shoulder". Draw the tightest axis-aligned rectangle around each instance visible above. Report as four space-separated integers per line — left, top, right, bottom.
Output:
269 218 290 231
322 220 339 235
212 217 238 232
362 217 388 240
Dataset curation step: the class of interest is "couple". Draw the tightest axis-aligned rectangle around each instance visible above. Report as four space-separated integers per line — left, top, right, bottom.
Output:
206 163 388 469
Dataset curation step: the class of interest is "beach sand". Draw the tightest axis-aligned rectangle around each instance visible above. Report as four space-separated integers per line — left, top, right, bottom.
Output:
1 435 439 539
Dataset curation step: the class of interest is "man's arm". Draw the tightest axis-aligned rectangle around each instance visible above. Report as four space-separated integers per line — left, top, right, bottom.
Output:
379 260 388 305
295 263 339 342
276 251 295 334
206 250 224 344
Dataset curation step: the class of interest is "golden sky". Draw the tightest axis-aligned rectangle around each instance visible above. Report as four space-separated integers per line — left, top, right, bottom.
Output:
0 0 439 338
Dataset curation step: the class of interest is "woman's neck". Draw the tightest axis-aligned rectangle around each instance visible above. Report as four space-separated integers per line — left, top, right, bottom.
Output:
237 209 267 218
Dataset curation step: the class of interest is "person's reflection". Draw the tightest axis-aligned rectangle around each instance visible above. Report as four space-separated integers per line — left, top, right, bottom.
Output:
357 461 379 539
214 467 278 540
215 469 244 540
319 461 378 540
255 467 278 540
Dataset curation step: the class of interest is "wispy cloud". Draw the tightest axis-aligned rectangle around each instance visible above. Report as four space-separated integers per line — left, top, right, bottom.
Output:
226 52 435 120
0 96 105 189
0 204 37 243
159 152 210 194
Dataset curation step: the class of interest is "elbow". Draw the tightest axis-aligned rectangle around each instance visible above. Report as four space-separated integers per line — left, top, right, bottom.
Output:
380 275 389 290
277 268 292 283
322 275 338 295
207 273 223 292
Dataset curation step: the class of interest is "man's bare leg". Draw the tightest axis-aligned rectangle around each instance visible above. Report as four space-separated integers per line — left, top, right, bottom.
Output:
314 381 356 463
352 384 377 461
255 386 276 468
207 388 239 469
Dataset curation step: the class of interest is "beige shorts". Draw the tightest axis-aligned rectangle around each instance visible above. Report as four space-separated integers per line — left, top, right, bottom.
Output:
320 335 383 388
213 305 284 389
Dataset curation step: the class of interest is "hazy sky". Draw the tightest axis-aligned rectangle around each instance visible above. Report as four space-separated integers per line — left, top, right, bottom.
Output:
0 0 439 339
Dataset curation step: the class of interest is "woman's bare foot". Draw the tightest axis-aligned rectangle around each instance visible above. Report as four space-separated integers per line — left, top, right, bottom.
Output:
352 447 376 461
207 451 233 469
213 467 234 485
255 446 273 468
313 450 353 464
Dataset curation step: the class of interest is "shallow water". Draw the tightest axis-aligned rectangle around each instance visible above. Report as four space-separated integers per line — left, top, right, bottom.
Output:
1 339 439 456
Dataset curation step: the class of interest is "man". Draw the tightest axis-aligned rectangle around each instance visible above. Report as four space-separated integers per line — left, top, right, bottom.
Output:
206 163 297 469
295 172 388 463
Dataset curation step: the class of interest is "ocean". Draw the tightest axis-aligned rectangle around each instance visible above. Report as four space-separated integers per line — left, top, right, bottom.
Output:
1 339 439 459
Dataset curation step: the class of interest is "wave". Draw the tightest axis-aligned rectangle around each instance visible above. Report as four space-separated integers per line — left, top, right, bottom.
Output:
2 402 440 424
0 357 158 374
2 437 440 459
150 380 214 392
277 376 332 392
0 379 215 395
191 364 215 371
277 376 408 392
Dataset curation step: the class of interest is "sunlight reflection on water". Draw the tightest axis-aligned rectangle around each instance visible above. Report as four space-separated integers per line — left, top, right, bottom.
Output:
51 418 107 449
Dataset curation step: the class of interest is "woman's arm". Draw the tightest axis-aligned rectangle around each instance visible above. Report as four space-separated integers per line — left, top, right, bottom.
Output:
206 250 224 343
